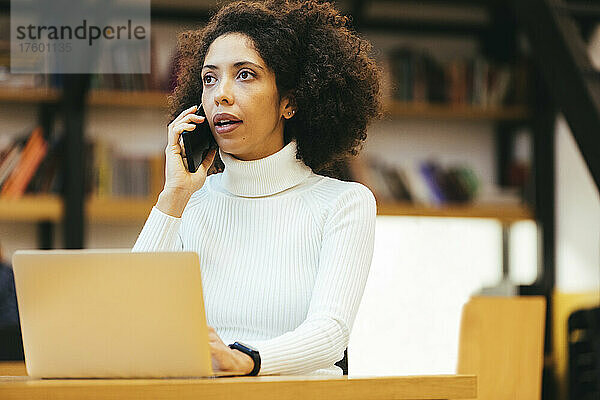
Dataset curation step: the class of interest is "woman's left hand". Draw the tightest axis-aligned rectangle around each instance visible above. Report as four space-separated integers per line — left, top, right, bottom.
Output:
207 326 254 375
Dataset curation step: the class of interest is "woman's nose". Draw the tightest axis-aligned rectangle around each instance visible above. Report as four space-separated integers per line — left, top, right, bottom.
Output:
214 77 234 105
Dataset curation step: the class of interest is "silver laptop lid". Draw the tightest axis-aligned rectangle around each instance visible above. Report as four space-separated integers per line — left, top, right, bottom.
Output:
12 249 214 378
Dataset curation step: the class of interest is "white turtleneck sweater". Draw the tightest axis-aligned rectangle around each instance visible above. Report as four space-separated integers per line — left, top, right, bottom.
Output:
132 140 376 376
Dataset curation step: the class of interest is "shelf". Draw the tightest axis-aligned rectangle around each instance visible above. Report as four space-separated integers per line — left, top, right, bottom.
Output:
0 195 62 222
4 88 528 122
385 101 531 121
0 88 169 107
85 91 531 121
376 202 534 222
86 197 156 223
0 87 60 103
0 196 532 223
0 195 156 223
87 90 168 108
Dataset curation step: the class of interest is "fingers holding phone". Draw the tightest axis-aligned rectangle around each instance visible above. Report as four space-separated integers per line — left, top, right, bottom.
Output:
163 104 217 197
180 104 218 174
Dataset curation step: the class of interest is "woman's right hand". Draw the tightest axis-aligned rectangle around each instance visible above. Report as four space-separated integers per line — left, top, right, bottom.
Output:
157 105 217 217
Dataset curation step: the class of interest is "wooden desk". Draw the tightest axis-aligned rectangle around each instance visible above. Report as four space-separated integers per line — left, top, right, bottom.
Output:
0 374 476 399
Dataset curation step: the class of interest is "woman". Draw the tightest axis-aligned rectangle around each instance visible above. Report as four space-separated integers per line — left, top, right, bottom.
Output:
133 0 384 376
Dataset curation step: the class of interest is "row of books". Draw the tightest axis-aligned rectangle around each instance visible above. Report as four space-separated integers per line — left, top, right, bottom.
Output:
0 127 49 198
90 141 162 198
348 157 480 205
387 47 529 107
0 128 163 199
0 128 523 206
88 30 164 92
0 30 166 91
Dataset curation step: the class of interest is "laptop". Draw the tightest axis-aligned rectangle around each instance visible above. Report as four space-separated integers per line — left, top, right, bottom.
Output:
12 249 238 378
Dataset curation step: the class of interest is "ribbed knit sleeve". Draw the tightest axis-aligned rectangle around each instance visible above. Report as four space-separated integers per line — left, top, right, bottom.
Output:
131 206 184 252
242 184 377 375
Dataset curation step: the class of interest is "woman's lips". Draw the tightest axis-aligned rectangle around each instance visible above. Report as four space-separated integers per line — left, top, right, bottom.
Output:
215 121 242 134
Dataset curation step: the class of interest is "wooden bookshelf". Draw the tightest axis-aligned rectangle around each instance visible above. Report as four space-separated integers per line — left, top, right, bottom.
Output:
376 202 534 222
0 87 526 121
87 90 168 108
0 195 532 223
0 88 168 107
86 196 156 223
385 100 530 121
0 195 156 223
0 195 62 222
0 87 60 103
71 90 531 122
0 88 532 224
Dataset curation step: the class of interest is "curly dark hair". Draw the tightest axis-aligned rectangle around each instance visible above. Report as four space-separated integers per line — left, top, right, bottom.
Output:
168 0 385 178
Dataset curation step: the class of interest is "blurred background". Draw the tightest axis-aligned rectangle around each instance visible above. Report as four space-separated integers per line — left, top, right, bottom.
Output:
0 1 598 399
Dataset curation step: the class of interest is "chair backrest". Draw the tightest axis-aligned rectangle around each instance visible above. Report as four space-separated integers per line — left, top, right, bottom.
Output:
335 348 348 375
568 306 600 400
457 296 546 400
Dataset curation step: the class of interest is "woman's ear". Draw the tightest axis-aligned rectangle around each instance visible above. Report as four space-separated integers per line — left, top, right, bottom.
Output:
280 92 297 119
284 108 296 119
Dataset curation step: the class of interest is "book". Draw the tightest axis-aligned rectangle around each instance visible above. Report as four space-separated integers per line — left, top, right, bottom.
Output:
402 164 433 205
9 137 47 197
377 162 413 202
444 167 470 203
386 46 521 107
419 161 446 206
27 133 62 194
89 139 157 198
0 144 23 187
0 127 48 198
1 130 41 195
346 156 483 206
365 159 395 202
94 139 113 197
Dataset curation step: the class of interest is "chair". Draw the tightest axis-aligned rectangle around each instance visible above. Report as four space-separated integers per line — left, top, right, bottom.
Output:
457 296 546 400
568 306 600 399
335 348 348 375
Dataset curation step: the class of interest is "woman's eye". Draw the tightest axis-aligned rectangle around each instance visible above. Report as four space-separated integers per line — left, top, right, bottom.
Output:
239 70 255 80
203 71 254 85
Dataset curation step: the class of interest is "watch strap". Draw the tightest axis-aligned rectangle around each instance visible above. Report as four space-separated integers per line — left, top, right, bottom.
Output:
229 341 261 376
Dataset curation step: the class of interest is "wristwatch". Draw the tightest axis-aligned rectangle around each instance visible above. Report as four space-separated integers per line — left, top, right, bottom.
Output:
228 341 261 376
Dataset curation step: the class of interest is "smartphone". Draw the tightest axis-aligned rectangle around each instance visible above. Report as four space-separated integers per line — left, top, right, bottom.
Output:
181 103 218 172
